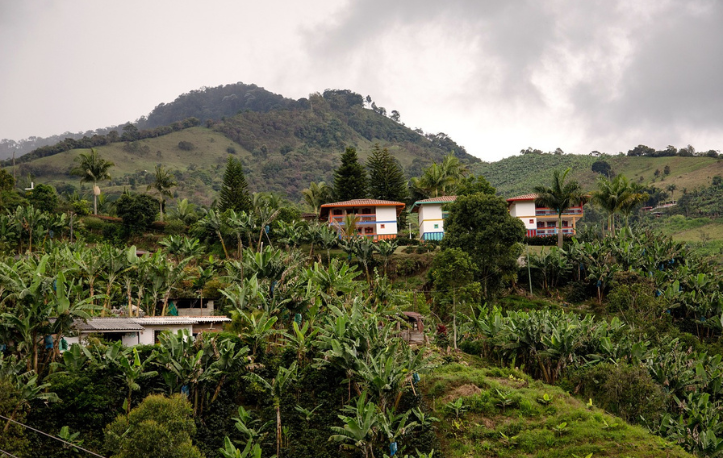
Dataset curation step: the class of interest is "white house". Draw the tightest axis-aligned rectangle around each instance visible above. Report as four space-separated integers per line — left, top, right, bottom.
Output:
506 193 584 237
319 199 405 240
410 196 457 241
67 316 231 347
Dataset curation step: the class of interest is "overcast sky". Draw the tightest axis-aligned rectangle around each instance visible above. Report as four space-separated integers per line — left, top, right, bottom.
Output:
1 0 722 161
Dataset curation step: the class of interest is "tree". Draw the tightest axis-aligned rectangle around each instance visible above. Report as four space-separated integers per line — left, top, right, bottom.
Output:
26 184 58 213
455 175 495 196
219 156 252 214
115 193 159 234
442 194 525 297
104 394 203 458
664 165 671 176
591 160 613 177
302 181 334 214
667 183 677 201
69 148 114 215
147 165 177 222
367 144 409 203
533 168 586 248
591 175 629 235
333 147 368 201
0 169 14 191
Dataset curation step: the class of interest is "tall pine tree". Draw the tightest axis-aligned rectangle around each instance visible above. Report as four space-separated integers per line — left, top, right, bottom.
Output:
333 147 368 201
219 156 251 213
367 144 409 202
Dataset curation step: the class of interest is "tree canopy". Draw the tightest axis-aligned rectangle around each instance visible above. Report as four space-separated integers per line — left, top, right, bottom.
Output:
333 147 368 201
366 144 409 202
442 193 525 297
219 157 252 214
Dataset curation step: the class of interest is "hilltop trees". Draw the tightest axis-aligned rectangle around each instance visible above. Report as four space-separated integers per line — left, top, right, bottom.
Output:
333 147 368 201
366 145 408 203
534 168 586 248
69 148 114 215
219 157 251 214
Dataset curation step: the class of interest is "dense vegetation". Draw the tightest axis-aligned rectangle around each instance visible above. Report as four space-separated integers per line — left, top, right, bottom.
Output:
5 133 723 456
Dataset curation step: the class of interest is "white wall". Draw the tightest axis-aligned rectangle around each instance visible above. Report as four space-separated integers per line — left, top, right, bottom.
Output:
138 325 193 345
509 201 535 218
418 204 444 236
375 206 398 235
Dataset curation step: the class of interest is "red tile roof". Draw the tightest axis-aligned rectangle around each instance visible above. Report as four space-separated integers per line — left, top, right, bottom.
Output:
506 193 539 202
320 199 405 208
410 195 457 213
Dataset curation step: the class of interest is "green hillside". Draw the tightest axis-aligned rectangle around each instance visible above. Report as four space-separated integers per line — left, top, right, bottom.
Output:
11 91 476 205
474 152 723 197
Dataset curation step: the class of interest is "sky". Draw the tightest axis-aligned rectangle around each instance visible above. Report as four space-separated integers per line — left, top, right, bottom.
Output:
1 0 722 161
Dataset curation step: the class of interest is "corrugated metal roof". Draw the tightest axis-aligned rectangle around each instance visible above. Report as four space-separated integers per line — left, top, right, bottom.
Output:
76 318 144 332
133 317 198 326
75 316 232 332
506 193 539 202
189 316 232 323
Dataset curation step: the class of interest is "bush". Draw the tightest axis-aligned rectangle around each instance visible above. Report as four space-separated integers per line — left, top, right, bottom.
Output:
566 363 667 425
115 193 158 235
226 146 236 154
524 234 574 246
178 141 195 151
164 219 186 235
71 200 92 216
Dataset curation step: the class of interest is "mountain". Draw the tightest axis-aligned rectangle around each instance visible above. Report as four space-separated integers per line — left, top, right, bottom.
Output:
6 86 478 204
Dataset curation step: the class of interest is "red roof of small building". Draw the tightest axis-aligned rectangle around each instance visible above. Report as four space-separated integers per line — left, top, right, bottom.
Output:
506 193 539 202
410 195 457 213
319 199 406 219
320 199 405 208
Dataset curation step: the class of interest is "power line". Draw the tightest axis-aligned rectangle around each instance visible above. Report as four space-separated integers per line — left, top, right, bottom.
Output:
0 414 106 458
0 448 20 458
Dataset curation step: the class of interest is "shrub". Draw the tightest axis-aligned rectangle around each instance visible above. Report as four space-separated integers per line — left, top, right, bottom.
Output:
178 141 195 151
226 146 236 154
567 363 667 425
164 219 186 235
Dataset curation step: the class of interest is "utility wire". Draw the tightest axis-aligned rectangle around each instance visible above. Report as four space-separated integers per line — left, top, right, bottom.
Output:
0 448 20 458
0 414 106 458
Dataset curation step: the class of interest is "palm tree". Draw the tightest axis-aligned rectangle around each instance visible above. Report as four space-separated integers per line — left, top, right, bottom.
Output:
618 182 649 228
302 181 333 215
667 183 677 202
591 175 629 235
147 165 177 222
533 168 585 248
70 148 114 215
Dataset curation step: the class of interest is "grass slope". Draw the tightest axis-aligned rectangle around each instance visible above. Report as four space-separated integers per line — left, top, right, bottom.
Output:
425 357 692 458
473 153 723 197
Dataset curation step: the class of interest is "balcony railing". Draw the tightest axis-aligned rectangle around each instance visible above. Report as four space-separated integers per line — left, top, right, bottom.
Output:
535 208 583 216
330 215 376 223
536 228 576 235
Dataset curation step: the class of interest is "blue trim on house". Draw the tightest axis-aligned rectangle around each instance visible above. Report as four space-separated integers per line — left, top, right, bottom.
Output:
422 232 445 241
333 220 398 226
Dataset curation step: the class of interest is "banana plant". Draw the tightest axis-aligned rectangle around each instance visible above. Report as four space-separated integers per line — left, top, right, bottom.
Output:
116 347 158 414
245 361 298 458
329 391 380 458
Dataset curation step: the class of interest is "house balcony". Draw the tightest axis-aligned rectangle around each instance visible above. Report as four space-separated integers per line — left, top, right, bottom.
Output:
535 228 576 236
535 208 583 217
330 215 377 224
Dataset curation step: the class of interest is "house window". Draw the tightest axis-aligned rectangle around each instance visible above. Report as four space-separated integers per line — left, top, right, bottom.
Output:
529 219 534 224
380 224 385 229
357 228 362 234
362 208 372 214
333 209 342 215
434 224 439 229
562 221 569 227
365 227 373 234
